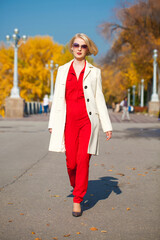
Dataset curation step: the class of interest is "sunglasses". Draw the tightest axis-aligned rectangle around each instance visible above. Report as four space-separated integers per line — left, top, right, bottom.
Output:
73 43 88 49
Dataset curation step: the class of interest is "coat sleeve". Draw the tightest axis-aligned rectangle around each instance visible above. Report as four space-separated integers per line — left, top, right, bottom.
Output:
95 69 113 132
48 67 61 129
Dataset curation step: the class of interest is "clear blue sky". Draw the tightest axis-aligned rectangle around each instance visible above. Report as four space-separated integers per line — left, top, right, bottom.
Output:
0 0 121 62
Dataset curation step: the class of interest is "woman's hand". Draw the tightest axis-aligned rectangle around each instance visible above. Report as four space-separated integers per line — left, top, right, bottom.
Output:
106 131 112 141
49 128 52 134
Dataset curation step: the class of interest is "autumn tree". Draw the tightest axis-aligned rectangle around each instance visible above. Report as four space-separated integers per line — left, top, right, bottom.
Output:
18 36 73 101
0 45 14 116
0 36 74 116
0 35 95 117
99 0 160 104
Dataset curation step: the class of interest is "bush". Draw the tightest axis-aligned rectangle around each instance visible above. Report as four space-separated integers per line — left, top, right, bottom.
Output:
134 106 148 113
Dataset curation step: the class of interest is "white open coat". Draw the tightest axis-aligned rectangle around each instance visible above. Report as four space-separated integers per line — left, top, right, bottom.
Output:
48 60 112 155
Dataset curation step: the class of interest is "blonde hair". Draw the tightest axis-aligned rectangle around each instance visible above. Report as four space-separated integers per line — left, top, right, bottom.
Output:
69 33 98 56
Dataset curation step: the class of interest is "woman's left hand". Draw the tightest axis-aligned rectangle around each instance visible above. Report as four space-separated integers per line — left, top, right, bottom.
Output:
106 131 112 141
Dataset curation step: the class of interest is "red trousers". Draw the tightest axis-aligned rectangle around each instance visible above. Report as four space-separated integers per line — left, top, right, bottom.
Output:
65 99 91 203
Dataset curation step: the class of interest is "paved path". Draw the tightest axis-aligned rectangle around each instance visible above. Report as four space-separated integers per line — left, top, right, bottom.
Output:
110 111 159 123
2 110 159 123
0 113 160 240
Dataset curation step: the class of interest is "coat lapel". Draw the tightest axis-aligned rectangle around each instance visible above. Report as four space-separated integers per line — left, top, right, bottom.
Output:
60 59 93 85
60 60 73 84
83 61 93 81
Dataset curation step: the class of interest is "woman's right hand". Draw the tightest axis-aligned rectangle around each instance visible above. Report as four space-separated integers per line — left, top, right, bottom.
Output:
49 128 52 134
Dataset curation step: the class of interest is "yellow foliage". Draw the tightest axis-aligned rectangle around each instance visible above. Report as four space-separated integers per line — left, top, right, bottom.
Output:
18 36 73 101
99 0 160 104
0 45 14 116
0 35 95 116
0 36 74 116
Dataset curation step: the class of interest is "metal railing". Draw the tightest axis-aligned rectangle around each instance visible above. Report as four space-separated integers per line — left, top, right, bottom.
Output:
24 101 43 116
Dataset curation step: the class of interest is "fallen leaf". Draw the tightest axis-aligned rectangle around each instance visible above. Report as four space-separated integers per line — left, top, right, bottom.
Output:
90 194 94 196
134 204 138 207
32 232 36 235
108 169 113 172
46 224 50 226
94 163 98 166
53 195 60 197
101 230 107 233
35 238 42 240
76 232 81 234
126 208 131 211
112 207 115 210
81 222 87 226
145 172 148 174
101 164 105 167
132 168 136 170
52 238 58 240
138 174 145 176
48 208 51 211
8 203 13 205
63 234 70 237
8 220 13 222
116 173 125 176
90 227 98 231
20 213 24 215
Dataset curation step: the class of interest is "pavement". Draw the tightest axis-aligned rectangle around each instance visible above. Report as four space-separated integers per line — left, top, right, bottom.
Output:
0 111 160 240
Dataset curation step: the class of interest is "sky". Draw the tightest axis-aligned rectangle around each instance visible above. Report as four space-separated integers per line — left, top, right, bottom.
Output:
0 0 121 62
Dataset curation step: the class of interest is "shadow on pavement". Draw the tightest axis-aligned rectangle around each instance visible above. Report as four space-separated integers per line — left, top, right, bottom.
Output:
67 176 122 211
113 127 160 139
125 127 160 139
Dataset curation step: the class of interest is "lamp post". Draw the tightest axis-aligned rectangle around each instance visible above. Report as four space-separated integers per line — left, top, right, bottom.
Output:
46 60 58 101
140 79 144 107
6 28 27 98
132 85 136 106
128 89 130 106
151 49 159 102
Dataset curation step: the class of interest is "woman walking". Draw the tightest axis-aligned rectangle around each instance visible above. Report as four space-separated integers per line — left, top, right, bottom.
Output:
121 96 130 120
43 94 49 115
48 33 112 217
